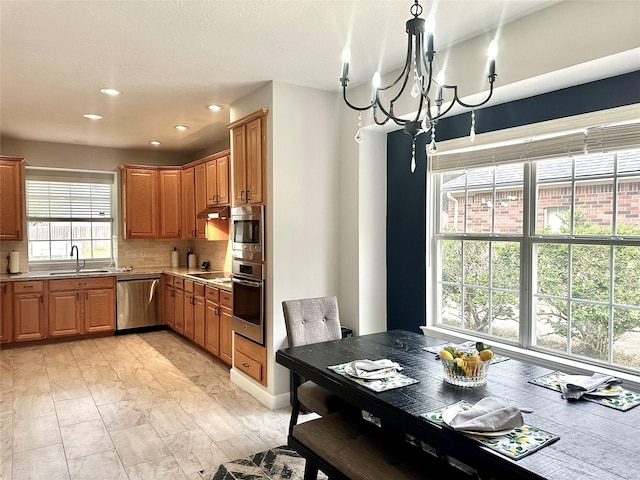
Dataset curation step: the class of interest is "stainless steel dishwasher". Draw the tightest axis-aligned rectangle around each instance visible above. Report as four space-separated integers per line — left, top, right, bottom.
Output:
116 275 161 333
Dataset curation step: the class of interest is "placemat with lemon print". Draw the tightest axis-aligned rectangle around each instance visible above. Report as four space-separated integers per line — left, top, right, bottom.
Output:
423 345 510 364
528 371 640 411
327 362 419 392
423 401 560 460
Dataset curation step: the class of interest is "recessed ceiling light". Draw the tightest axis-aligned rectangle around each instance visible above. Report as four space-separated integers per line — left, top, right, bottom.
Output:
207 104 223 111
100 88 121 96
150 141 161 145
83 114 103 120
175 125 189 131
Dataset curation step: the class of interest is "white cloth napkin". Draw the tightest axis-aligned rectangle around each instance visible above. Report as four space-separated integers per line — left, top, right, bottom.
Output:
559 373 622 400
351 359 401 378
449 397 524 432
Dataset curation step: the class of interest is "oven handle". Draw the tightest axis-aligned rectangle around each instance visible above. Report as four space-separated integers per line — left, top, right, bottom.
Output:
232 277 263 287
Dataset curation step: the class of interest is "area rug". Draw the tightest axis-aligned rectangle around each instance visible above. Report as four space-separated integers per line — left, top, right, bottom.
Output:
199 445 327 480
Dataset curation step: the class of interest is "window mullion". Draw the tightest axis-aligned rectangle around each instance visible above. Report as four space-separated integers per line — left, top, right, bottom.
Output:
521 162 534 349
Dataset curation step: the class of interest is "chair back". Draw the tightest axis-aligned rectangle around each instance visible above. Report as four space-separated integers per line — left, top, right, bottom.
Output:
282 296 342 347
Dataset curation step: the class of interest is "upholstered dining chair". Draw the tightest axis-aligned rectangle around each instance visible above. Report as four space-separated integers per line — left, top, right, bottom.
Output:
282 296 344 436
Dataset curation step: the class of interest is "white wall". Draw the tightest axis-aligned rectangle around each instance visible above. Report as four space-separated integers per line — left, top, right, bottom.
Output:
228 81 341 406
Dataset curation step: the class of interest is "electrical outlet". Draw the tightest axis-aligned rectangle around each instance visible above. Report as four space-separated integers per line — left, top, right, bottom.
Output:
140 250 146 257
126 251 137 258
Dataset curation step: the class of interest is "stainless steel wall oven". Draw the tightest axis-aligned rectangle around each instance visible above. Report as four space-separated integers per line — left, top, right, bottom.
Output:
231 259 264 345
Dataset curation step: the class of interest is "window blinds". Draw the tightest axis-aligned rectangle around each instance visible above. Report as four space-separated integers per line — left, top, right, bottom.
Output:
26 180 112 221
430 120 640 173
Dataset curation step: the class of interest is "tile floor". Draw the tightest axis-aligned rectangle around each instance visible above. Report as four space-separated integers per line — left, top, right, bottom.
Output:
0 330 293 480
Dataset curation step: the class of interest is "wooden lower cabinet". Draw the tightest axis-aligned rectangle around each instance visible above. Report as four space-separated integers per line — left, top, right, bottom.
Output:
13 281 46 342
204 297 220 356
174 288 184 335
0 282 13 343
84 289 115 333
48 291 82 337
193 295 205 348
219 306 233 365
48 277 115 337
162 276 175 329
234 333 267 386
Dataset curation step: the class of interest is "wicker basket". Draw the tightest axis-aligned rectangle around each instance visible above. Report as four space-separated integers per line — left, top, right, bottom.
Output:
440 357 490 387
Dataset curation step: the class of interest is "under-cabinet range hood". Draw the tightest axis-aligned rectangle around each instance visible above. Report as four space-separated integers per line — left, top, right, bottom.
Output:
197 206 229 219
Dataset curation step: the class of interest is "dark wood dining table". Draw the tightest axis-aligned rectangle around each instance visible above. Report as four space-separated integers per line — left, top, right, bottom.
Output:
275 329 640 480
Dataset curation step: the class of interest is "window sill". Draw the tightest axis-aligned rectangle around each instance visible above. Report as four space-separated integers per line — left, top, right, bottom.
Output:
420 326 640 392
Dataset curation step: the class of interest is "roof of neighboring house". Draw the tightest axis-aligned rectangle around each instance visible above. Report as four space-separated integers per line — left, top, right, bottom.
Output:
441 151 639 191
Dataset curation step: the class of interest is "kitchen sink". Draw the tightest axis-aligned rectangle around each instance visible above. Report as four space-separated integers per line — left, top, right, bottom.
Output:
48 269 112 275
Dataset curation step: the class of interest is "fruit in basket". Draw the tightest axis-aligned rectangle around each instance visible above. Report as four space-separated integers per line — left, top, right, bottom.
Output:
441 343 492 377
479 349 494 361
439 349 454 360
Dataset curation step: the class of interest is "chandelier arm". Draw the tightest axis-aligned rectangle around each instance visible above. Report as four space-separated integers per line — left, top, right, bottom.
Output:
375 100 408 126
379 32 414 93
428 98 458 123
342 87 377 111
449 82 495 109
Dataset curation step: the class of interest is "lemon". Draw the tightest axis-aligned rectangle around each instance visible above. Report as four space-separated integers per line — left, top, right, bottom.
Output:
479 349 494 361
440 350 454 361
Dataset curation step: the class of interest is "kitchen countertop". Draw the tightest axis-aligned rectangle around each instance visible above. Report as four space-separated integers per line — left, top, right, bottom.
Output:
0 266 233 292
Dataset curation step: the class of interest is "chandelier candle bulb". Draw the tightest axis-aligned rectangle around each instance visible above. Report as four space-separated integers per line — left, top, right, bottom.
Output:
341 46 351 86
488 39 499 79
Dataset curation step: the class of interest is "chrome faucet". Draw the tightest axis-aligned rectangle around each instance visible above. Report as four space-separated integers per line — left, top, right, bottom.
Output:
70 245 85 272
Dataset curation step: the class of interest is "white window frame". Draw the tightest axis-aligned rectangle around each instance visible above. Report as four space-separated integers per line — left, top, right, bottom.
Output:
25 167 117 269
423 105 640 388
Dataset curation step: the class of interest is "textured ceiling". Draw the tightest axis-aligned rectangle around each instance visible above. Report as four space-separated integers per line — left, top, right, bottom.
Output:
1 0 558 153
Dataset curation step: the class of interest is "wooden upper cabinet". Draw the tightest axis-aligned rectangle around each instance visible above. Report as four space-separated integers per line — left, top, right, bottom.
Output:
122 167 157 238
181 167 196 239
229 110 267 206
194 164 207 239
231 126 248 205
206 154 230 207
0 156 24 241
158 169 182 238
245 118 264 204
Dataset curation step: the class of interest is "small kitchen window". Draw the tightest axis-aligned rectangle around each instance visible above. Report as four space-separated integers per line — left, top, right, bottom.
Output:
25 167 115 264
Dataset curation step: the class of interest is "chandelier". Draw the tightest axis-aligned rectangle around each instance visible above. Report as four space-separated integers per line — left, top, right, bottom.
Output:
340 0 498 172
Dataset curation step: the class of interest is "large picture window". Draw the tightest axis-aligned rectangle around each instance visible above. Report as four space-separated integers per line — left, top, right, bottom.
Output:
26 168 114 264
433 142 640 373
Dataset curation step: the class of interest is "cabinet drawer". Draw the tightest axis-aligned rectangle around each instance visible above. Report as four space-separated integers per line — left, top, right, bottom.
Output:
184 279 194 293
193 282 205 297
174 277 184 290
234 350 264 384
163 274 174 287
205 286 219 302
13 281 44 293
235 333 267 363
48 277 114 291
220 291 232 308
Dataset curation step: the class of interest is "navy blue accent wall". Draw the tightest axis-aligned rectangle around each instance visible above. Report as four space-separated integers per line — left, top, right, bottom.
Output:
386 71 640 332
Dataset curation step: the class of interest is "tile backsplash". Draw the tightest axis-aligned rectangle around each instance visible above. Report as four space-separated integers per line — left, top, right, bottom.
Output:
2 237 232 274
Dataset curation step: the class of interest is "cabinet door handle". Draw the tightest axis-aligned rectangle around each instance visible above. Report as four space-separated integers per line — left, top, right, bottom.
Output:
241 362 250 368
76 293 80 301
85 292 88 300
246 189 250 200
178 229 181 237
240 190 245 200
24 285 33 289
40 295 43 303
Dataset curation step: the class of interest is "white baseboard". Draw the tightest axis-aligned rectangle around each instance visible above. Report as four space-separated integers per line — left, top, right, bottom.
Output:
230 368 291 410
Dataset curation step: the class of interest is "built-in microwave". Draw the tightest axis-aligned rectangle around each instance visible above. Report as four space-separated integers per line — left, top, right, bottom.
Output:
231 205 264 262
